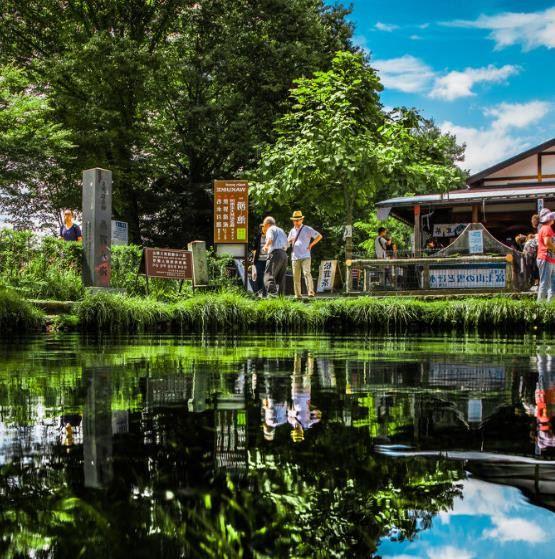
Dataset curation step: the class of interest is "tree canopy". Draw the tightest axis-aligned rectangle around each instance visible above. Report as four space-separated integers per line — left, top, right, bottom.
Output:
0 0 355 243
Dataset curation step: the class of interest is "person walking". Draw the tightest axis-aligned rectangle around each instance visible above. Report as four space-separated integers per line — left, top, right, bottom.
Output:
262 216 289 296
536 208 555 301
60 209 82 242
287 211 322 299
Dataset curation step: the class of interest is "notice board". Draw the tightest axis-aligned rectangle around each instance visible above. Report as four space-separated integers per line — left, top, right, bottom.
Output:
141 248 193 280
214 180 248 244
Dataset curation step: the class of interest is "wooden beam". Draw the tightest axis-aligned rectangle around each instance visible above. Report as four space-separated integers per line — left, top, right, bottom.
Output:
472 205 479 223
538 153 543 181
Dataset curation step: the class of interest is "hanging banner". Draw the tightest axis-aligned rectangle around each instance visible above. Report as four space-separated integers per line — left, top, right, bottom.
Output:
214 180 248 244
433 223 467 238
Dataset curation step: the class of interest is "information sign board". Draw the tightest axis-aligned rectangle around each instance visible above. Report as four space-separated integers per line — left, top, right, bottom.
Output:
214 180 248 244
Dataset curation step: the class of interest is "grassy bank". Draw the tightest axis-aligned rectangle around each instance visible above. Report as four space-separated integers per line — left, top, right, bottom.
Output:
0 289 44 332
69 291 555 333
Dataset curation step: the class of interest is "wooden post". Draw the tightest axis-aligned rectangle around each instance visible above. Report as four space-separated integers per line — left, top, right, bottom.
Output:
413 205 421 256
472 205 479 223
423 261 430 289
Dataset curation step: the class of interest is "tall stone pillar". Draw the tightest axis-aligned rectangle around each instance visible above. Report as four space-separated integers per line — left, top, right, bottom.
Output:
82 168 112 287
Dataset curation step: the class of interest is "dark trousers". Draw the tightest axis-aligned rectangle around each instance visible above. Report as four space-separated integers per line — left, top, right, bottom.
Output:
251 259 267 295
264 249 288 295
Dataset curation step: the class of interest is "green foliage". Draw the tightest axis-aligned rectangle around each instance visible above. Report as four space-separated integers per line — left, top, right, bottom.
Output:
72 291 555 334
0 65 73 225
0 0 354 243
0 230 83 300
0 288 44 331
354 212 413 256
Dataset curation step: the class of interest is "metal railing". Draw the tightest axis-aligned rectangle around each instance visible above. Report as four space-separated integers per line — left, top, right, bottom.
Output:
346 255 516 294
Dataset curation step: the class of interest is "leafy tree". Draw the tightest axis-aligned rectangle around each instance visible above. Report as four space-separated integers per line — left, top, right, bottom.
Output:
252 51 384 258
0 65 73 227
0 0 355 244
251 58 467 258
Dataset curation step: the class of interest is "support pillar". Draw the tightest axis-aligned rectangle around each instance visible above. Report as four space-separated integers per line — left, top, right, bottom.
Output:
82 168 112 287
413 205 421 256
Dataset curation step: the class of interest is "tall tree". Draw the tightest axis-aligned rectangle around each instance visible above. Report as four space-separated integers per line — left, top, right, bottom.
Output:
252 54 466 258
0 65 73 227
0 0 355 244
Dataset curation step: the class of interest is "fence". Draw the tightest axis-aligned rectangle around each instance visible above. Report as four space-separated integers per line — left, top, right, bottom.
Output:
346 255 516 294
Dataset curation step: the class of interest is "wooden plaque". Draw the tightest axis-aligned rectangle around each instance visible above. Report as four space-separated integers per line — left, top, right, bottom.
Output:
214 180 248 244
141 248 193 280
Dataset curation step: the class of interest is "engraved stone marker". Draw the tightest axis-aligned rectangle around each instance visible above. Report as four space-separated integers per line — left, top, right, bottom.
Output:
82 168 112 287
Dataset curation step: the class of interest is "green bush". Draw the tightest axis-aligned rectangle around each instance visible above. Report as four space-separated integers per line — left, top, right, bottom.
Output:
0 288 44 331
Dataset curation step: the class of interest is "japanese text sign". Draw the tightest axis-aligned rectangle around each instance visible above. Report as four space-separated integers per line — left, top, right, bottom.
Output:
143 248 193 280
214 180 248 244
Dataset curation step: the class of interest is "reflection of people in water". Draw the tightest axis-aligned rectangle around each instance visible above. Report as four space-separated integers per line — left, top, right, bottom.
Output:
526 355 555 455
288 354 322 443
260 366 288 441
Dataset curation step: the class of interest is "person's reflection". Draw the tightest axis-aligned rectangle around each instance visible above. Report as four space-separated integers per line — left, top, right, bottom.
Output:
288 354 321 443
532 355 555 455
260 363 288 442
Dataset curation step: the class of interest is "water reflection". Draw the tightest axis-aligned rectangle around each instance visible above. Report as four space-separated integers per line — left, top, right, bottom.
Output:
1 334 555 557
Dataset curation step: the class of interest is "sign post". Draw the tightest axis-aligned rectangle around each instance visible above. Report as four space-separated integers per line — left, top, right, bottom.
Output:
82 168 112 288
213 180 249 287
139 248 193 294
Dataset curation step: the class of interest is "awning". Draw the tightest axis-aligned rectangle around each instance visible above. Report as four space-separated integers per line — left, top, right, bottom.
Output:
377 183 555 209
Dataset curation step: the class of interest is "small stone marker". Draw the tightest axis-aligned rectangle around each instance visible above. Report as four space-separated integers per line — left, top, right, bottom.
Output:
82 168 112 287
188 240 209 286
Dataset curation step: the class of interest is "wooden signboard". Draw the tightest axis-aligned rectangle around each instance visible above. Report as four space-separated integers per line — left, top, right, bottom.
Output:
214 180 248 244
141 248 193 280
317 260 340 293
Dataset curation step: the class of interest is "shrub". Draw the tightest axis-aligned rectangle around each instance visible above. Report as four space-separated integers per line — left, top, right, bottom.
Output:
0 288 44 331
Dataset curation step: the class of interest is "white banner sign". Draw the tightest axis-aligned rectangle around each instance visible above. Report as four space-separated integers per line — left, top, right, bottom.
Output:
317 260 338 292
468 229 484 254
111 220 128 246
429 264 506 289
433 223 467 238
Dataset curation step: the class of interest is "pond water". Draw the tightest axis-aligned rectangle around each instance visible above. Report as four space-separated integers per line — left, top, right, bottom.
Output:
1 333 555 558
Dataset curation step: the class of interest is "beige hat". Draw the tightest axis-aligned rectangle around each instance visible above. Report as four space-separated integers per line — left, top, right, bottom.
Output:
290 210 304 221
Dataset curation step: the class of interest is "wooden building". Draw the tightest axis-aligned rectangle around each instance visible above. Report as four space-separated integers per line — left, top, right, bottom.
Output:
377 138 555 251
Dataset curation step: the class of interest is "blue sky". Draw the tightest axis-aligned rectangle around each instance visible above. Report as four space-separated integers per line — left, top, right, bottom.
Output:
378 477 555 559
340 1 555 173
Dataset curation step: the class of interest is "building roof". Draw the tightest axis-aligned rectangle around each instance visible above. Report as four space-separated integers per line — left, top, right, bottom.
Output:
467 138 555 187
376 183 555 209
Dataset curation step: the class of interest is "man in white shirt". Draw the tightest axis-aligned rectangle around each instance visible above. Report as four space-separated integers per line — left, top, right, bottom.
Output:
287 210 323 298
262 216 289 296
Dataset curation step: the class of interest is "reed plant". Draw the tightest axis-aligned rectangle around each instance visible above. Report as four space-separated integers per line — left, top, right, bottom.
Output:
73 291 555 334
0 288 44 331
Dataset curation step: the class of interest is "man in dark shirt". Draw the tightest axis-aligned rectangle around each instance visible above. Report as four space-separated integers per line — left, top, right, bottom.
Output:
60 209 82 242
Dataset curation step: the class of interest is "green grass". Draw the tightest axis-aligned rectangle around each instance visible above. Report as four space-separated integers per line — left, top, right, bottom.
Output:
0 288 44 331
72 292 555 334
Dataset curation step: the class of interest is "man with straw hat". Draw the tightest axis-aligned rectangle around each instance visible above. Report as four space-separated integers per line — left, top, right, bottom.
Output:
288 210 323 298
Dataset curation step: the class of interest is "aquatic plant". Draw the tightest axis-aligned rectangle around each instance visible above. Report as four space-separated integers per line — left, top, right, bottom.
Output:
0 288 44 331
72 292 555 334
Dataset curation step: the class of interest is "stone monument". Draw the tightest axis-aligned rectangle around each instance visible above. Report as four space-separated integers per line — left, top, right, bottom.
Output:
82 168 112 287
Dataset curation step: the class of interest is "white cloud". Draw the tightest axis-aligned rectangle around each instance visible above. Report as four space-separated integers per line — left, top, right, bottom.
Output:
410 34 422 40
373 55 435 93
430 64 519 101
375 21 399 32
427 546 474 559
441 101 551 172
483 517 546 542
446 7 555 50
